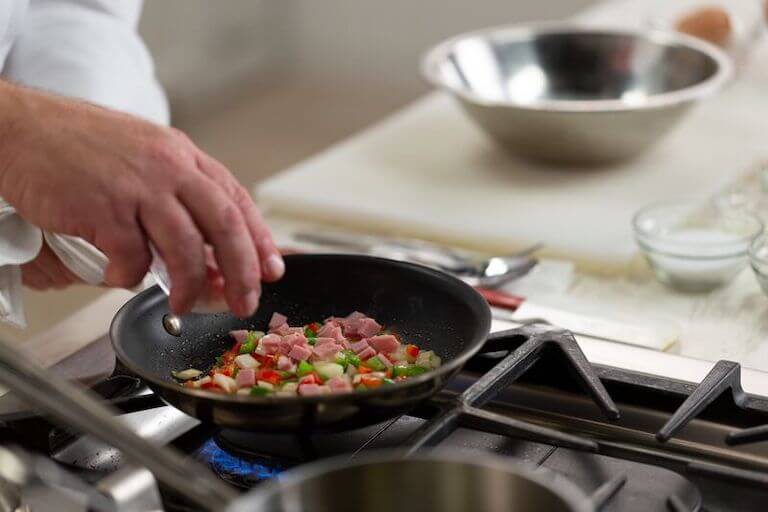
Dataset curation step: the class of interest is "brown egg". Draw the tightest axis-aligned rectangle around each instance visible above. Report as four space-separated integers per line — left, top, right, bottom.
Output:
675 6 732 47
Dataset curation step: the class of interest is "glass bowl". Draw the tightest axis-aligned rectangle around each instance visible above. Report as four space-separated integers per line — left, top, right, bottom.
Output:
633 200 764 292
750 234 768 295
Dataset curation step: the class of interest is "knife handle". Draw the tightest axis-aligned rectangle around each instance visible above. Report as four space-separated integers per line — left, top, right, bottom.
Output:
475 287 525 311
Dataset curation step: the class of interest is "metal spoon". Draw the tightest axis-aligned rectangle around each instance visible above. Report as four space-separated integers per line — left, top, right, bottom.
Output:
293 231 541 288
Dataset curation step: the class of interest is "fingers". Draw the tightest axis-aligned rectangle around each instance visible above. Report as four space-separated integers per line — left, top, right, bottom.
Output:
101 226 152 289
195 152 284 282
138 198 206 315
177 176 261 318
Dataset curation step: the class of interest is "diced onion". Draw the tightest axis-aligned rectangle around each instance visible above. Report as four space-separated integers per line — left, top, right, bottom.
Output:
234 354 260 369
236 388 251 395
172 369 203 380
281 382 298 392
314 362 344 380
213 374 238 393
257 381 275 391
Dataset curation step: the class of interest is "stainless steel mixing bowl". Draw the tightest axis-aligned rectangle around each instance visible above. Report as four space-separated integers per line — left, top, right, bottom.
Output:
422 24 732 165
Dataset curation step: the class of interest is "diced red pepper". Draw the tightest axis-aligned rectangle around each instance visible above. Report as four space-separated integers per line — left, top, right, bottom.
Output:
308 322 322 333
299 373 322 385
255 369 281 386
360 376 382 389
357 365 373 374
405 344 419 360
201 381 218 390
232 342 242 353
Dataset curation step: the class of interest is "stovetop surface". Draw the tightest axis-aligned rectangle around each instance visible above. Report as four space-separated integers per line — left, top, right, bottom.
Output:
3 326 768 512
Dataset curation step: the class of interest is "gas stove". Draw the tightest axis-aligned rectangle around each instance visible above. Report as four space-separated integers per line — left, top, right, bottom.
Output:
2 324 768 511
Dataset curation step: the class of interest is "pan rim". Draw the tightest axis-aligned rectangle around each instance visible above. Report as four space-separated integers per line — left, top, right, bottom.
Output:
110 254 492 406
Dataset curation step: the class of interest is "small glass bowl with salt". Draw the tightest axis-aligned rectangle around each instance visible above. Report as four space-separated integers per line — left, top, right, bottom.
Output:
633 200 763 292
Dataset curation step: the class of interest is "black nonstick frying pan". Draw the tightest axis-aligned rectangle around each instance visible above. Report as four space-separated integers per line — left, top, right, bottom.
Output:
111 254 492 432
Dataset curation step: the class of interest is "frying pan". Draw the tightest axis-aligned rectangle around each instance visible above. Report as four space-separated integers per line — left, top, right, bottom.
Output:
110 254 492 431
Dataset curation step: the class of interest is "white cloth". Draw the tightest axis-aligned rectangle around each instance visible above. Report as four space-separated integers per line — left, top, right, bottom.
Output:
0 0 170 328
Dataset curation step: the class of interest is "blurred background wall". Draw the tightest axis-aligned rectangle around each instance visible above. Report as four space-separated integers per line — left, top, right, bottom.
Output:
2 0 594 343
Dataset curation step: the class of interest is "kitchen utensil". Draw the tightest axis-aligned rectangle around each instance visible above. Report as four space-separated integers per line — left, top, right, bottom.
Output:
111 255 604 436
227 451 602 512
111 254 497 431
489 304 676 351
293 230 540 288
633 200 763 292
421 23 732 164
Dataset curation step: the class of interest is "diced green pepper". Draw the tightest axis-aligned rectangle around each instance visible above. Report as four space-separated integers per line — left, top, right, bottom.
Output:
382 378 395 386
238 341 255 354
363 356 386 371
393 364 428 378
343 349 360 368
304 326 317 339
250 386 270 396
335 352 348 368
297 360 315 377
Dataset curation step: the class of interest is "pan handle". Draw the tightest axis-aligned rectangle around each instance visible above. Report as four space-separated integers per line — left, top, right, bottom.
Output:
0 336 238 511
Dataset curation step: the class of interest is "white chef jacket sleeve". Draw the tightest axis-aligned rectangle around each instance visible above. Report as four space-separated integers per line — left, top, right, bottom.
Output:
2 0 169 125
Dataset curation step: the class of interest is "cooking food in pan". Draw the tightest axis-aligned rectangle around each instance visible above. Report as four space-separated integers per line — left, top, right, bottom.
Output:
173 311 441 396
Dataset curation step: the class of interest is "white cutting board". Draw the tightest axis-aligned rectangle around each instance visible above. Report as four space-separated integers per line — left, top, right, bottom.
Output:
257 81 768 272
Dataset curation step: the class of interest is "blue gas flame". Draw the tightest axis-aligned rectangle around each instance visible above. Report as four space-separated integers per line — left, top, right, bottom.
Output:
194 438 284 487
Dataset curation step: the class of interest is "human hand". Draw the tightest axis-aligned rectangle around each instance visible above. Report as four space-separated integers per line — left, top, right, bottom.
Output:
0 81 284 316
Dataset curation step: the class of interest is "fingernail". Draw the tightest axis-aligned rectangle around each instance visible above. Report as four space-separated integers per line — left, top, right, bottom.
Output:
240 289 260 317
266 254 285 278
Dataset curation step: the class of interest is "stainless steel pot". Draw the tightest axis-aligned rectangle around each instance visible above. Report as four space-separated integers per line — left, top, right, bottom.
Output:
227 451 597 512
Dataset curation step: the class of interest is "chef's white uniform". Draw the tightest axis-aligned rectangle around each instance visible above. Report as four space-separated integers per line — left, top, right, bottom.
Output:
0 0 168 327
0 0 167 123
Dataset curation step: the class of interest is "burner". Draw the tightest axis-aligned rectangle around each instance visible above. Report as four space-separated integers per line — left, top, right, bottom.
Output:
193 438 284 488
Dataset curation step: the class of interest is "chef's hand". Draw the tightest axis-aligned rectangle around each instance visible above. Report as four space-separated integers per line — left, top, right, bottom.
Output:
21 244 80 290
0 81 284 317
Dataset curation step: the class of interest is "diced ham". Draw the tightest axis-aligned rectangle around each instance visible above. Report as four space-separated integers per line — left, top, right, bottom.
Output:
341 339 352 350
356 318 382 338
298 383 322 396
269 324 292 335
229 330 250 343
350 340 370 353
368 334 400 354
312 342 343 361
282 333 308 346
278 338 293 355
314 337 337 346
346 311 367 321
289 344 313 361
277 355 295 371
269 312 288 329
261 334 282 355
317 323 344 341
357 346 376 361
340 311 368 337
235 368 256 388
327 376 353 392
377 352 393 368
